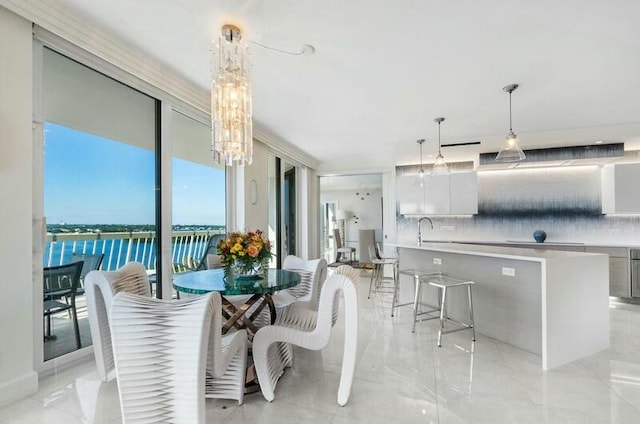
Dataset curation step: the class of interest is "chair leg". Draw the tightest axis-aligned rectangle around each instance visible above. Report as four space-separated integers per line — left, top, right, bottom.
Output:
71 298 81 349
390 276 396 317
412 277 422 333
367 264 377 299
468 285 476 342
437 287 447 347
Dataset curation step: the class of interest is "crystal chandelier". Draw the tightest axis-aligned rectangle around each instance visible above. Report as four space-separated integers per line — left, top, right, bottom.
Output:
432 117 449 174
496 83 526 162
212 24 253 166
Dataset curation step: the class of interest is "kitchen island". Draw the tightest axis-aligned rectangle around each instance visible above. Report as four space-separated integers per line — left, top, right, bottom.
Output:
392 243 610 370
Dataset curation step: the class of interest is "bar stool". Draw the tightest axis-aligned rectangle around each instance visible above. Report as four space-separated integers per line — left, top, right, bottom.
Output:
413 273 475 347
367 245 401 315
397 268 439 319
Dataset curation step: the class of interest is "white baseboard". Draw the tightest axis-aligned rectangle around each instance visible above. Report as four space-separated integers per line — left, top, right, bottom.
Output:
0 370 38 408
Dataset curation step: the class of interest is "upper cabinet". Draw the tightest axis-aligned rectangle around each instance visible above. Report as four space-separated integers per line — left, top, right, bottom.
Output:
397 171 477 215
449 172 478 214
602 164 640 214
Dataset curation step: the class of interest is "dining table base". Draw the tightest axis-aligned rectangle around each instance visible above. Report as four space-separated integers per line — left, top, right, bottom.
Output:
220 293 276 340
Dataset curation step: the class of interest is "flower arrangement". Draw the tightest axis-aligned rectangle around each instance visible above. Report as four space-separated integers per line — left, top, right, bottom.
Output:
216 230 272 277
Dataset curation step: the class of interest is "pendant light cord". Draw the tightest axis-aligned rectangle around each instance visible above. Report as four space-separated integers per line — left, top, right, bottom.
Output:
438 122 442 154
248 40 315 56
509 91 513 132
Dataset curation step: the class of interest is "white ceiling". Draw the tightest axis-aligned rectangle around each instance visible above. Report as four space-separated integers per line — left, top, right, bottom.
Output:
53 0 640 171
320 174 382 191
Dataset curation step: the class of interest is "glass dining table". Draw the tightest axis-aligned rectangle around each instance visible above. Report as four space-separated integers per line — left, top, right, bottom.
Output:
173 268 301 339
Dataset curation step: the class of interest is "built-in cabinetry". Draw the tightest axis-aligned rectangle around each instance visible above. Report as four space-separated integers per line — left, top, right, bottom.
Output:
584 246 630 297
602 164 640 214
471 241 631 297
397 171 477 215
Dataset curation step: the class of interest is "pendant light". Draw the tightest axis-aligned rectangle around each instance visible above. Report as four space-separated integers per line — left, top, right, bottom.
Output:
496 83 526 162
415 139 426 187
212 24 253 166
432 117 449 174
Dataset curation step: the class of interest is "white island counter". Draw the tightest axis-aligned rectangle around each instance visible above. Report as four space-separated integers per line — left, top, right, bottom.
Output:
392 243 610 370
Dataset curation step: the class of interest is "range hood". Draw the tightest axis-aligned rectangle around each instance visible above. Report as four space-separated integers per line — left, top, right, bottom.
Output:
477 143 639 170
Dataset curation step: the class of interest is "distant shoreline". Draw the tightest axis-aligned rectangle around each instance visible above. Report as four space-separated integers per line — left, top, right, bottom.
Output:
47 224 226 234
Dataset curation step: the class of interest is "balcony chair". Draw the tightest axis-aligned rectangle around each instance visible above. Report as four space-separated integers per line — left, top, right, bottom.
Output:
85 262 151 382
69 252 104 295
253 265 359 406
196 233 226 270
43 261 84 350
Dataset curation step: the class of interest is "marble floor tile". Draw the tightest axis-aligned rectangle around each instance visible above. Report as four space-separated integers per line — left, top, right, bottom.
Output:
4 270 640 423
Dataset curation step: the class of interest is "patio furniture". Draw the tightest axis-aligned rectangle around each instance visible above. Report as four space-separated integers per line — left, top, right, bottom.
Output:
43 261 84 350
85 262 151 382
69 252 104 295
253 267 359 406
196 233 226 270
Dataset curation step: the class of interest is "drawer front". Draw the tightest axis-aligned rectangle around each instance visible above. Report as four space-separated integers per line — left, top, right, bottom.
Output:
585 246 629 258
609 257 630 297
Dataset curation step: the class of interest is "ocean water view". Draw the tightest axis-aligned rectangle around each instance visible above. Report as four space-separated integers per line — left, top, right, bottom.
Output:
44 224 225 271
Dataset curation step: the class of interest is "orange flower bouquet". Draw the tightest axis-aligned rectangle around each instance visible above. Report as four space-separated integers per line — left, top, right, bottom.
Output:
216 230 272 278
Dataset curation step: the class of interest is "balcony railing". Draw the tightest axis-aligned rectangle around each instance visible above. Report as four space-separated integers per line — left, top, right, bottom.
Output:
44 229 225 272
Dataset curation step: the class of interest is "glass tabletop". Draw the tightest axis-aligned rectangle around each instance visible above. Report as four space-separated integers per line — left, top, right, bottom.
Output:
173 268 301 295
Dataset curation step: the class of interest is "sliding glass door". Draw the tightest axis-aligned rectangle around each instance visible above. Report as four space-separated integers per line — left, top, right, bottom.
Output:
42 48 158 360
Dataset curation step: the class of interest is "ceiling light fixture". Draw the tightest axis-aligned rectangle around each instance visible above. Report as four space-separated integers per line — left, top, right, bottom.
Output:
416 139 426 186
211 24 253 166
432 117 449 174
496 83 526 162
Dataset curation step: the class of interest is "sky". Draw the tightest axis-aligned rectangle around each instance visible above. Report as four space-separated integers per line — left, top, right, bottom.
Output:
44 123 225 225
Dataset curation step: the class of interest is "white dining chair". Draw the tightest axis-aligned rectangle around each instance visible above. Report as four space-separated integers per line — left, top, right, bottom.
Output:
85 262 151 382
110 292 214 424
252 266 359 406
272 255 327 309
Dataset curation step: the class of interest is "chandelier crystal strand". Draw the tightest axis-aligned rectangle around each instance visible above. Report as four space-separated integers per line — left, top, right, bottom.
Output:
212 25 253 166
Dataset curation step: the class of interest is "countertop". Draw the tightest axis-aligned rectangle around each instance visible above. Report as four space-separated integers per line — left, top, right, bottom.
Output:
390 242 607 262
416 239 640 249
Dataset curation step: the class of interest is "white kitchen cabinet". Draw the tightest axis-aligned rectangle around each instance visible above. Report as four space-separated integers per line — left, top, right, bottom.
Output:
450 172 478 214
397 174 424 215
423 174 450 214
602 164 640 214
396 171 477 215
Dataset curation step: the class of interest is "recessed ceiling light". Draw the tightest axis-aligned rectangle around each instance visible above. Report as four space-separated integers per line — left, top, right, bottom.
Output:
594 140 604 144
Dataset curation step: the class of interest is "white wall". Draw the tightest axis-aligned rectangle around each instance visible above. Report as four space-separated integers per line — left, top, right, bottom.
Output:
321 188 383 251
0 6 38 406
242 140 269 232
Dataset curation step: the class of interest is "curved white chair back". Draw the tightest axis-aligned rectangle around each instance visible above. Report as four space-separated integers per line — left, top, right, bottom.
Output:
253 269 359 406
204 294 248 404
85 262 151 382
333 265 360 325
110 292 214 424
282 255 327 310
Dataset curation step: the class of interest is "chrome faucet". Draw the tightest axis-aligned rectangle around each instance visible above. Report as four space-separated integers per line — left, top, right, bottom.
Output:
418 217 433 246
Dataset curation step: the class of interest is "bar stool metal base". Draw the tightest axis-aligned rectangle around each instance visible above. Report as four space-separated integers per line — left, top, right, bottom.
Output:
413 273 476 347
